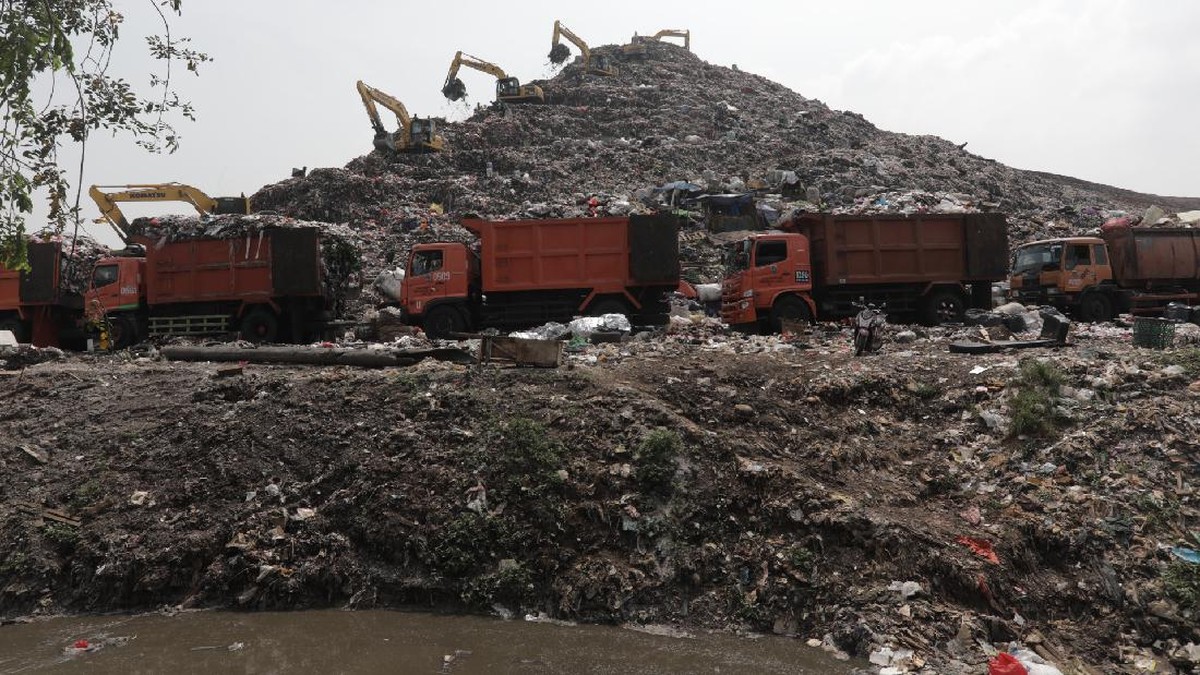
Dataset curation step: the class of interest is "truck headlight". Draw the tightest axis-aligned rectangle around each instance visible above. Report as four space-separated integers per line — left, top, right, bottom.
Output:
741 290 754 298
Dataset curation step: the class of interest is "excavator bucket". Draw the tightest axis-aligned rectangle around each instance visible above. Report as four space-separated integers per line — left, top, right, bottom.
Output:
549 43 570 65
442 78 467 101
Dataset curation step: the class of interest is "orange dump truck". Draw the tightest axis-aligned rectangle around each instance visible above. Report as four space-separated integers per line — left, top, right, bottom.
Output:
400 214 680 337
86 227 341 347
1008 218 1200 321
721 212 1009 330
0 241 87 347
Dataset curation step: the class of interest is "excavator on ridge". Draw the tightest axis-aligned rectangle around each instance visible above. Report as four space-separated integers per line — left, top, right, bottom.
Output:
89 183 250 243
548 20 617 77
355 80 444 154
441 50 544 104
624 28 691 57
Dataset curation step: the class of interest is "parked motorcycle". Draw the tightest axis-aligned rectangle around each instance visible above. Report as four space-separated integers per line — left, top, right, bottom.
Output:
852 300 887 356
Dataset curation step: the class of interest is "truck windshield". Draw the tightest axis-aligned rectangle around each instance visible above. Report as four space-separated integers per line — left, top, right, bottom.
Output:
725 240 751 272
410 250 443 276
1013 243 1063 274
92 264 119 288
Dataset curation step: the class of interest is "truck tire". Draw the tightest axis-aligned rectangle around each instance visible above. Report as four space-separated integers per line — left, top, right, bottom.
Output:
240 308 279 343
771 295 812 332
424 305 465 339
1078 293 1112 323
587 298 629 317
923 289 965 325
108 315 139 349
0 317 27 343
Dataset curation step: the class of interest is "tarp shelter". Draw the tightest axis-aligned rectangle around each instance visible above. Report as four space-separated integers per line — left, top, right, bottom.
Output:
698 193 767 232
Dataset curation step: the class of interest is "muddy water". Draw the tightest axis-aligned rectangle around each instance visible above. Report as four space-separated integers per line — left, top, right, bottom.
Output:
0 610 857 674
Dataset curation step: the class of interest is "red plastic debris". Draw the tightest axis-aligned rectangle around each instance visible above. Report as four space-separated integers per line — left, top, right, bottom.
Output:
73 639 90 650
956 535 1001 564
988 652 1029 675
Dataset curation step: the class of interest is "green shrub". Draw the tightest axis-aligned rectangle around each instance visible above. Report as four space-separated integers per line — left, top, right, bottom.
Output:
1008 359 1066 438
43 523 79 552
1165 560 1200 610
460 561 535 609
635 429 682 494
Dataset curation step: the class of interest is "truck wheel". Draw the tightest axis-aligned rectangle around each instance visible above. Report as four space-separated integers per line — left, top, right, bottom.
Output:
108 315 139 349
0 317 28 343
240 309 279 343
424 305 465 339
1078 293 1112 322
771 295 812 332
587 298 629 317
923 290 965 325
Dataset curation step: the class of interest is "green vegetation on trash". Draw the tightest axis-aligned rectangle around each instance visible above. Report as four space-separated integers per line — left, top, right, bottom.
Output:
635 428 682 494
1164 560 1200 610
1159 347 1200 376
1009 359 1066 438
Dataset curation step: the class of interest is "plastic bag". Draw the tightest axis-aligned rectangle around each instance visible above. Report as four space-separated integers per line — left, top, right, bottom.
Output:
988 653 1029 675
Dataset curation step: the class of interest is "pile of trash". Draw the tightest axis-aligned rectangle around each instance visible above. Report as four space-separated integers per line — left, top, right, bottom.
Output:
250 40 1200 298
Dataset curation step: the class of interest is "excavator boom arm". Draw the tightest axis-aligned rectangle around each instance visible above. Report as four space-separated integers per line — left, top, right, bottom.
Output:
90 183 249 244
356 80 411 135
444 50 508 88
652 29 690 49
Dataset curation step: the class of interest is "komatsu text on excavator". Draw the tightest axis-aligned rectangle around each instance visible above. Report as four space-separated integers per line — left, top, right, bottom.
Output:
549 20 617 77
355 80 444 154
441 51 544 104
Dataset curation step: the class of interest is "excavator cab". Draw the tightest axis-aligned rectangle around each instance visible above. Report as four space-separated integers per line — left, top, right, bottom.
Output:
496 77 521 98
409 118 436 147
213 196 251 215
591 54 617 77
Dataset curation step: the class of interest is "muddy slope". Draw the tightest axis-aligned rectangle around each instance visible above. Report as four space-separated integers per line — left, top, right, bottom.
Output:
3 334 1199 672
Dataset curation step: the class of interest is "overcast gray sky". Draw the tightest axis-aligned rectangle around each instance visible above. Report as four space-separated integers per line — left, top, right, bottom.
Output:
46 0 1200 245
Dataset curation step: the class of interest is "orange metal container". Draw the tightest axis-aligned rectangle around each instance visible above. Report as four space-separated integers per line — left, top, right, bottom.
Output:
1101 220 1200 288
462 215 677 293
790 213 1008 288
131 228 323 306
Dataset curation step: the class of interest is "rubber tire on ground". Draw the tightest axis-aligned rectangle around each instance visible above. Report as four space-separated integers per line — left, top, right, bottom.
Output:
854 329 870 357
587 298 629 317
0 317 27 343
108 315 139 349
240 308 279 343
770 295 812 332
423 305 465 340
1078 292 1112 323
923 289 965 326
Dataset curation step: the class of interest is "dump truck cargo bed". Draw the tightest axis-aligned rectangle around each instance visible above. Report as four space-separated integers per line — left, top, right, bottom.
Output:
132 228 324 306
1101 222 1200 287
790 213 1008 288
462 214 679 294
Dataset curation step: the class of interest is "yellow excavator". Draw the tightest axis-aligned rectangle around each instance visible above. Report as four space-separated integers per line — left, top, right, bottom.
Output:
624 28 691 57
441 51 544 104
549 20 617 77
356 80 444 154
89 183 250 242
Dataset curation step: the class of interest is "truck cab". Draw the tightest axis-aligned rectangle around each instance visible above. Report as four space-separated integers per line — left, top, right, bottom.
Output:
401 242 475 335
1008 236 1114 320
720 233 814 329
86 255 146 320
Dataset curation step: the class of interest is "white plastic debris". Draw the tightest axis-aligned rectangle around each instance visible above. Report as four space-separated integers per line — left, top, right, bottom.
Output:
568 314 631 338
373 267 405 302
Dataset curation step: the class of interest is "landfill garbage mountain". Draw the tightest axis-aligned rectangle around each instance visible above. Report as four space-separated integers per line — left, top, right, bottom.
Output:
5 38 1200 675
251 40 1200 289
